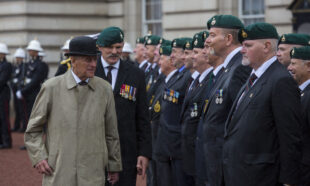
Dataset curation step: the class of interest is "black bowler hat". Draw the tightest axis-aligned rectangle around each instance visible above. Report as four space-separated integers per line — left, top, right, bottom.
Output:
65 36 99 56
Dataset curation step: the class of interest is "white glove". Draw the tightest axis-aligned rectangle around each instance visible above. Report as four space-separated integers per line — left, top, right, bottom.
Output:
16 90 23 99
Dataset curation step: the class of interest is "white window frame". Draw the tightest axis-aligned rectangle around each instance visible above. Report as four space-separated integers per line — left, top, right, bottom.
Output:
142 0 162 36
238 0 265 25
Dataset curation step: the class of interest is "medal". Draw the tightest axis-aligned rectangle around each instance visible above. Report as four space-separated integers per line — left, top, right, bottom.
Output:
133 87 137 101
215 97 219 104
191 111 195 117
154 101 161 112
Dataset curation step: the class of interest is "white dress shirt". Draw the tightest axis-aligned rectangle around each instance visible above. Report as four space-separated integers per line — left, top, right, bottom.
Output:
101 56 120 90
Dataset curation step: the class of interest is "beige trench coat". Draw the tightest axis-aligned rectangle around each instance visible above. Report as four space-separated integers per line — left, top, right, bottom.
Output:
25 71 122 186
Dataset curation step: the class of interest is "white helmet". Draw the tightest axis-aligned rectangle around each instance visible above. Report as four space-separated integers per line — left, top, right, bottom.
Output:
14 48 25 58
122 42 133 53
61 38 71 50
0 43 10 54
38 51 46 57
26 39 43 52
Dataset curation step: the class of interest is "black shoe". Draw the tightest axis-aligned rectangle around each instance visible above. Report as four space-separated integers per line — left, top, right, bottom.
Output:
20 146 27 150
0 144 12 149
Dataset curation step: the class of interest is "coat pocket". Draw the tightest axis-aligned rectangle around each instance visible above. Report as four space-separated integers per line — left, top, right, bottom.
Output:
244 153 276 164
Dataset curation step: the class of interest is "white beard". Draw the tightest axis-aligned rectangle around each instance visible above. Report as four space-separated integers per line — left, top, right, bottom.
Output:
242 57 250 66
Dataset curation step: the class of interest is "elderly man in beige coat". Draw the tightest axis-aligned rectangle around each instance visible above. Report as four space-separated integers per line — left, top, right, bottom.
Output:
25 36 122 186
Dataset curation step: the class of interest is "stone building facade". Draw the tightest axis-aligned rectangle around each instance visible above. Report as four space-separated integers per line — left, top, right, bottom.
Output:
0 0 306 76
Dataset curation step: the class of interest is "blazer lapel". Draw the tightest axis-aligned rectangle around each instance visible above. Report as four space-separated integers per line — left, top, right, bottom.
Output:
95 57 107 80
113 60 129 95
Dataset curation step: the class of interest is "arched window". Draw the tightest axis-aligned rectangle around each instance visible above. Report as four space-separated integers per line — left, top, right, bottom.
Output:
239 0 265 26
142 0 162 36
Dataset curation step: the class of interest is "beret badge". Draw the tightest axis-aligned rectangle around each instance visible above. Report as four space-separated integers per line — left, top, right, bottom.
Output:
194 39 198 46
160 47 163 54
186 42 190 48
211 17 216 25
173 41 177 47
147 39 152 44
281 35 285 42
242 30 248 39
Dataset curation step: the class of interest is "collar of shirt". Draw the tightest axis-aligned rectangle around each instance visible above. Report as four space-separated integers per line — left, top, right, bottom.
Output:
251 56 277 82
158 68 162 75
199 67 213 83
213 63 224 76
299 79 310 91
165 69 178 83
101 56 120 70
178 65 186 72
71 69 89 84
139 60 148 68
223 47 242 68
152 63 157 69
192 71 200 79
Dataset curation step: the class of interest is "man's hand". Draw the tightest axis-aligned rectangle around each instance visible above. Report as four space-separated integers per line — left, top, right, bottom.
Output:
16 90 23 99
136 156 149 179
107 172 119 185
35 159 53 175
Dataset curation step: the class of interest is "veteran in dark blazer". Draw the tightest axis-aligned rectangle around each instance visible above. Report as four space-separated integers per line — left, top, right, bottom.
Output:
223 23 302 186
202 15 251 186
288 46 310 185
95 27 151 186
179 31 212 184
154 44 192 186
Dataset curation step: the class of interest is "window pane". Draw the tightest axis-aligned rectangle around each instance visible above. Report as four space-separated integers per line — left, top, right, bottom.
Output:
252 0 264 14
243 0 251 15
147 23 162 36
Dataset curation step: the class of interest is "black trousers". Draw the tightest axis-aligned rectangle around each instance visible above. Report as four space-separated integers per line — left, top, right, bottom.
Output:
0 98 11 146
156 158 191 186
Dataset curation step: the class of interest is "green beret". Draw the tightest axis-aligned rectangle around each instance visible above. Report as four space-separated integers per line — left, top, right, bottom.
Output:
290 46 310 60
278 33 310 46
136 37 145 44
145 35 161 46
172 37 192 49
183 39 193 50
159 45 172 56
160 38 172 47
207 15 244 30
238 22 279 43
193 31 209 48
96 26 124 47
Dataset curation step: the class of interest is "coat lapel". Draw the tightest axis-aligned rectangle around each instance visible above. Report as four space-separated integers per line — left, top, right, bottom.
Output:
225 62 276 135
113 60 129 95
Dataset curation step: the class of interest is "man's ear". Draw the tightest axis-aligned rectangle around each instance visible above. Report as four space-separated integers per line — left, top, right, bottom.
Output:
225 34 235 47
306 61 310 73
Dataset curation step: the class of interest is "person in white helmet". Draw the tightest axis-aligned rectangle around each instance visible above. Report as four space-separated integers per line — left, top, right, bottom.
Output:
0 42 13 149
38 51 46 61
55 38 72 76
11 48 27 132
16 40 48 147
121 42 135 65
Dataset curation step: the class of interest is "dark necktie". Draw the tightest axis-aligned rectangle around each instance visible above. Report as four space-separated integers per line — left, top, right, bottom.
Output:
245 73 257 92
141 63 148 72
190 75 201 91
236 73 257 108
106 66 114 84
78 81 87 86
